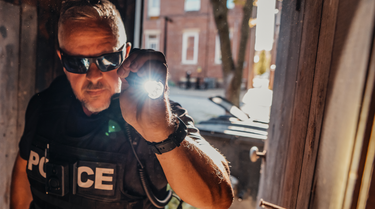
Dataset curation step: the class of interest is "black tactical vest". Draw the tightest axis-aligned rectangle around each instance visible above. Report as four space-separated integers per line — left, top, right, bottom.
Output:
25 76 168 209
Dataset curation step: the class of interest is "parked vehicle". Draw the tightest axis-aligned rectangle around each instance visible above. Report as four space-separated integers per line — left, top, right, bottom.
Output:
196 96 268 205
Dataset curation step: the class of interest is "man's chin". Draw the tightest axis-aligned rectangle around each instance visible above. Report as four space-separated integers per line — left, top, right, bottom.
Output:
82 101 111 114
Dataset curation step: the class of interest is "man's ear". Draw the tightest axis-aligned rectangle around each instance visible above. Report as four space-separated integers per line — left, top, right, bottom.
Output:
56 49 62 60
56 49 68 74
125 42 132 59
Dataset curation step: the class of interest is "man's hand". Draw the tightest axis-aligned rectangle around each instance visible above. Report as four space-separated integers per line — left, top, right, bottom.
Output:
117 49 175 142
118 49 234 209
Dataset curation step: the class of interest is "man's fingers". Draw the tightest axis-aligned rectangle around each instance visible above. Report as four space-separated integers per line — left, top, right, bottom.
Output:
118 49 166 78
122 48 141 68
118 49 141 78
129 53 165 72
125 50 165 70
117 64 130 78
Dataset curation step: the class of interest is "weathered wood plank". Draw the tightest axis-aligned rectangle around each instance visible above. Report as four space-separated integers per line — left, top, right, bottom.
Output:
256 0 305 207
0 1 20 208
310 0 375 208
281 0 324 208
345 19 375 209
17 3 37 146
295 0 340 208
354 33 375 209
1 0 20 6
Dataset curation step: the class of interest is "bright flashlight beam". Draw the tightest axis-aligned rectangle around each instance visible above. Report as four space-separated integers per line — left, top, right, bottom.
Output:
144 80 164 99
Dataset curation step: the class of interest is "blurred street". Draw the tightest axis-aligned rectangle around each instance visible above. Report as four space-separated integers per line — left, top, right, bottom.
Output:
168 86 228 123
168 82 272 124
168 86 269 209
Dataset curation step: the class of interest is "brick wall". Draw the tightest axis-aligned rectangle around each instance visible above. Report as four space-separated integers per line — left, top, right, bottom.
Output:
143 0 252 87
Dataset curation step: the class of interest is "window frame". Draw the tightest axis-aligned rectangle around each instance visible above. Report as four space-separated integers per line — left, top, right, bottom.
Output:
144 30 160 51
182 30 200 65
184 0 201 12
148 0 160 17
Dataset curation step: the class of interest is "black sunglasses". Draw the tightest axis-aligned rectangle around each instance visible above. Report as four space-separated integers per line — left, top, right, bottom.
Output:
60 47 125 74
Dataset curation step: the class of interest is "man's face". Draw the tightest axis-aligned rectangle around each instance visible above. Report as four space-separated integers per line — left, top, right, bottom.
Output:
58 20 126 114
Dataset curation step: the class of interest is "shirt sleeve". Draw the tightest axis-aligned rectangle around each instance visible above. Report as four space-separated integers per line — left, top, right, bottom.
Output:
19 94 42 160
170 100 207 144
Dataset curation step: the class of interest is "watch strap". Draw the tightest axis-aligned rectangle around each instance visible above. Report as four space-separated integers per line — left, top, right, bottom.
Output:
147 117 187 154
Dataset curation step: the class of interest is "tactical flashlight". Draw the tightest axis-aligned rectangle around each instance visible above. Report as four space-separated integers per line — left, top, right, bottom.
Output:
126 72 164 99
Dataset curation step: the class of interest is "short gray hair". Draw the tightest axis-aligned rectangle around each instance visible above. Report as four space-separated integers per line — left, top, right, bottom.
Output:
58 0 126 44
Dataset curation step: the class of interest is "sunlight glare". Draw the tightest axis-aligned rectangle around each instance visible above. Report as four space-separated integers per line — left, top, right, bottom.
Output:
144 80 164 99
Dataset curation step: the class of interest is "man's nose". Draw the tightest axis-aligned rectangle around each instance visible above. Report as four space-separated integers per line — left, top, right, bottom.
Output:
86 62 103 83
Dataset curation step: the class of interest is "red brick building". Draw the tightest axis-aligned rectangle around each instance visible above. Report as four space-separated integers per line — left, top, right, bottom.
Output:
142 0 254 88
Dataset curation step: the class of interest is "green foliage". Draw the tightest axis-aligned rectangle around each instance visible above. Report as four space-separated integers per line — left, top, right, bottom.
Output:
165 201 197 209
165 185 197 209
233 0 246 6
168 80 176 87
254 50 270 75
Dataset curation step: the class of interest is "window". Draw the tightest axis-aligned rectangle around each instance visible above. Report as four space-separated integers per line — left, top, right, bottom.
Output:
185 0 200 11
148 0 160 17
215 30 233 64
182 30 199 64
144 31 160 51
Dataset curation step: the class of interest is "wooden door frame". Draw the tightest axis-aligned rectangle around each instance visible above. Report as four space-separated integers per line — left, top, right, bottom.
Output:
256 0 327 207
352 43 375 209
257 0 375 208
309 0 375 208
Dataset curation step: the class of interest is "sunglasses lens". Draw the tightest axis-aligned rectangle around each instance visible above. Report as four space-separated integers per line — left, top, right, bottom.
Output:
62 56 90 74
97 52 123 72
61 51 123 73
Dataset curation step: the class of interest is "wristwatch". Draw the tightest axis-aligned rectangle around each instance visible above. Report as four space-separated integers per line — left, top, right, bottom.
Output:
147 117 187 154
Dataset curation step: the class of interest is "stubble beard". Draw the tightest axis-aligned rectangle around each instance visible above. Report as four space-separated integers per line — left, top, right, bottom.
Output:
81 98 111 114
78 78 122 114
78 81 110 114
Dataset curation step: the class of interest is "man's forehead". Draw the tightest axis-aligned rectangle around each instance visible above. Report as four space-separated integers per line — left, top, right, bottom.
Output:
59 20 123 53
61 20 114 38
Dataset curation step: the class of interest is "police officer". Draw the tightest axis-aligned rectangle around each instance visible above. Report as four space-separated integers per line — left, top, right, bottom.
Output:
10 0 233 208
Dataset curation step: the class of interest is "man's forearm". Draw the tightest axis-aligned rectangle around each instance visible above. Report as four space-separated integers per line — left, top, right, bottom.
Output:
156 137 234 209
11 153 33 209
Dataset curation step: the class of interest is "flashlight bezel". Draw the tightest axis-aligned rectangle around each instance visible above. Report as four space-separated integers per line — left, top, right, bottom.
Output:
126 72 165 99
143 80 164 99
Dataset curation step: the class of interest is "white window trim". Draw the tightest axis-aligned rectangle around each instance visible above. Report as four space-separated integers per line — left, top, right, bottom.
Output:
182 30 199 65
184 0 201 11
144 30 160 51
148 0 160 17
